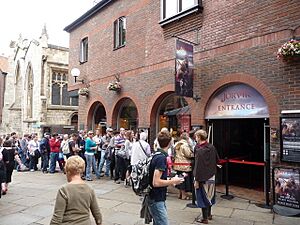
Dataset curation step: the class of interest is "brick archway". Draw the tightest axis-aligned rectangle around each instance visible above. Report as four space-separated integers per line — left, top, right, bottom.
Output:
195 73 280 127
85 96 108 130
110 92 140 130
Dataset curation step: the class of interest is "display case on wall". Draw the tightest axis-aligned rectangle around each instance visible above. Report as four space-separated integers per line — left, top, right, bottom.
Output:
280 116 300 163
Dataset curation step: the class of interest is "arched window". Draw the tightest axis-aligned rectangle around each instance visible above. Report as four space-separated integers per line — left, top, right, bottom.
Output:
51 71 75 106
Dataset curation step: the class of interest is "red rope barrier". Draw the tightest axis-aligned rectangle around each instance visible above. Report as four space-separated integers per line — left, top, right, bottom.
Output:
172 162 192 166
228 159 265 166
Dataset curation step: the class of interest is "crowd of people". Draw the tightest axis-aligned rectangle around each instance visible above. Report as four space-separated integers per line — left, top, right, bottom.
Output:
0 127 220 224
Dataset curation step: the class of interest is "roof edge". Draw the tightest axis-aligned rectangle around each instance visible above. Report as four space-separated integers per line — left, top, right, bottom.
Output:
64 0 113 33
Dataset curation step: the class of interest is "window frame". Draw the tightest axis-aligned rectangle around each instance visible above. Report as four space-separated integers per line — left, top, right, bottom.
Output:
159 0 202 26
51 70 77 107
113 16 126 50
80 37 88 63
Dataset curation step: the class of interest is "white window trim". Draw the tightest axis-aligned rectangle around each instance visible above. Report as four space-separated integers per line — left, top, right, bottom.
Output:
159 0 202 26
80 37 88 63
114 17 126 49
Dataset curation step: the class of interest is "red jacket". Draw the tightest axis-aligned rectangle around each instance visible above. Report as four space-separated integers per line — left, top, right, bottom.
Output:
49 138 61 153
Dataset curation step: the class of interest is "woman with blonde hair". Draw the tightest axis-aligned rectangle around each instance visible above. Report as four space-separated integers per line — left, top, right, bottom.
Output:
173 132 193 200
50 156 102 225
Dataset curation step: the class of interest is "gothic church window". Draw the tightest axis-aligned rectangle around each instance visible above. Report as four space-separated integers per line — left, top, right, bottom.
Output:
51 71 78 106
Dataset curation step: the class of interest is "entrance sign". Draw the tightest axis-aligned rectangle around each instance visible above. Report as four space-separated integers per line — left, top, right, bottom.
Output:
175 39 194 97
274 168 300 209
281 117 300 163
205 83 269 119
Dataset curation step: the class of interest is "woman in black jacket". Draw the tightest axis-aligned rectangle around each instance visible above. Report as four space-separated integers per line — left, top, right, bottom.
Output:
193 129 219 224
0 137 5 197
2 140 16 195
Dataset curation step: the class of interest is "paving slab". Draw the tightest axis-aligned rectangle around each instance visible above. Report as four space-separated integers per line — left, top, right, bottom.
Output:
231 209 273 224
212 205 234 218
273 213 300 225
217 199 250 210
115 202 142 215
0 212 43 225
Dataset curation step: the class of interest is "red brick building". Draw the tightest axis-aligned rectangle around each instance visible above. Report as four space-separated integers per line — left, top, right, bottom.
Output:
0 56 8 124
65 0 300 207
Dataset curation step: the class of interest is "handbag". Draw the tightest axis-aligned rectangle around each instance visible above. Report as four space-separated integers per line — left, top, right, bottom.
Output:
34 149 41 158
116 146 127 159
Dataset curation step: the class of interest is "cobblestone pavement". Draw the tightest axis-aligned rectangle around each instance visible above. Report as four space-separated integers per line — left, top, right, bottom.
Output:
0 171 299 225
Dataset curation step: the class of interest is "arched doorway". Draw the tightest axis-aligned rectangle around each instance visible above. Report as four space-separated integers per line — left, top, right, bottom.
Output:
71 114 78 131
156 93 189 141
117 98 138 131
87 101 107 134
205 83 270 202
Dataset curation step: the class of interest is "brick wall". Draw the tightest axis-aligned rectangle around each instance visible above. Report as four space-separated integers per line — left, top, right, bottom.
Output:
68 0 300 168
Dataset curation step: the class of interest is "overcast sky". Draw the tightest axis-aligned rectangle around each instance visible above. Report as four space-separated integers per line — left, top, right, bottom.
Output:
0 0 96 56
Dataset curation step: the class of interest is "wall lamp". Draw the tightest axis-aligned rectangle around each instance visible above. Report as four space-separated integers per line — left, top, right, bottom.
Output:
193 94 201 102
71 68 84 84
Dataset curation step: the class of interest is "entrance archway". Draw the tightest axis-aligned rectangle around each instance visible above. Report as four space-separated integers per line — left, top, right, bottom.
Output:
87 101 107 134
70 113 78 131
117 98 138 131
205 83 270 202
150 93 189 142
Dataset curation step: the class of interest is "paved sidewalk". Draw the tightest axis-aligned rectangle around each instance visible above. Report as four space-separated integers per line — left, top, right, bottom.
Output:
0 171 299 225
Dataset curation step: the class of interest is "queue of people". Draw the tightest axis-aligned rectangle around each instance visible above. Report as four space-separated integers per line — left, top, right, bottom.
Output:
0 127 220 225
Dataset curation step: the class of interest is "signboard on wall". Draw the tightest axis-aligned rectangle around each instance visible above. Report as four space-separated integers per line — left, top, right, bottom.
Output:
205 83 269 119
274 167 300 209
175 39 194 97
180 115 191 133
281 117 300 163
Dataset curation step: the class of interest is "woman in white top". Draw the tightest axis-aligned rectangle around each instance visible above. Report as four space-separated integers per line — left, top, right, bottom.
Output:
130 132 151 166
124 130 134 186
28 135 39 171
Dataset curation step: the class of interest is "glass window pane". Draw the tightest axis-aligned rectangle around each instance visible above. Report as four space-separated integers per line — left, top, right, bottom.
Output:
182 0 196 11
52 83 60 105
57 73 61 81
165 0 178 18
62 85 70 106
121 18 126 46
71 96 79 106
114 20 118 48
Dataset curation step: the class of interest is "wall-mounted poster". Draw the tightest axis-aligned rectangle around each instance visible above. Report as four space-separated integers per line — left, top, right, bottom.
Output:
175 39 194 97
274 168 300 209
281 117 300 163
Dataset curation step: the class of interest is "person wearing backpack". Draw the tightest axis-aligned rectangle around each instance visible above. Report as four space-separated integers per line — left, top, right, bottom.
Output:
148 131 184 225
131 132 151 166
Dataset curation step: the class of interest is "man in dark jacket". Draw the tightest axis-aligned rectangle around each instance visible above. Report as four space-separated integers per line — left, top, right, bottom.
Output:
40 133 51 173
193 129 220 224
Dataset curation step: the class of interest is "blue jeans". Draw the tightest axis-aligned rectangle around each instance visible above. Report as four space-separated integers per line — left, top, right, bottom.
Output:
98 150 105 173
50 152 59 173
41 153 49 172
105 159 111 176
85 154 100 180
148 200 168 225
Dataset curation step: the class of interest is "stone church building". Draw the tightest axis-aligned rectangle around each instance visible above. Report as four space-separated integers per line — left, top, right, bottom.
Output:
0 27 79 136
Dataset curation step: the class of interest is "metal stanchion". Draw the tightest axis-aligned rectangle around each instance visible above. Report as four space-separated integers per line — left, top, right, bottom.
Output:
221 157 234 200
186 173 197 208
